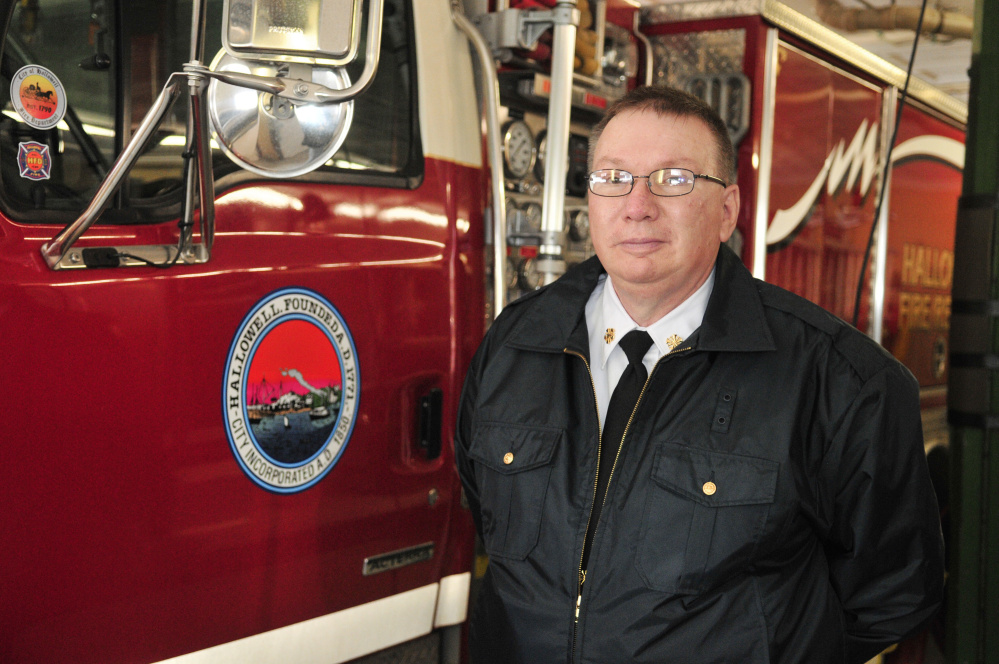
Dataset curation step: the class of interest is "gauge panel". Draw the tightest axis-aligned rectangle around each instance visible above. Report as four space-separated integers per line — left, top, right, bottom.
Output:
566 133 590 198
568 209 590 242
534 129 547 182
523 202 542 232
502 120 536 179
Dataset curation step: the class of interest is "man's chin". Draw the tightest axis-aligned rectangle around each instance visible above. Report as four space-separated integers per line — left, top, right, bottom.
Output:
607 268 673 291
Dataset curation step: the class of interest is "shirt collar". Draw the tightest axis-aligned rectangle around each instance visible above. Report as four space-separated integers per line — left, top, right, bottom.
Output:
596 270 715 369
508 246 774 356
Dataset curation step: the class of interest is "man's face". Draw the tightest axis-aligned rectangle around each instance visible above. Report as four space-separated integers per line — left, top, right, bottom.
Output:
588 109 739 311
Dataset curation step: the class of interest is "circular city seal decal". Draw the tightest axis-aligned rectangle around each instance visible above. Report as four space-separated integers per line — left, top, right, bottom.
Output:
223 288 359 493
10 65 67 130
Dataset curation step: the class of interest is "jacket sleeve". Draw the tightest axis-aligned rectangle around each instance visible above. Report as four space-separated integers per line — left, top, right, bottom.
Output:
820 361 945 664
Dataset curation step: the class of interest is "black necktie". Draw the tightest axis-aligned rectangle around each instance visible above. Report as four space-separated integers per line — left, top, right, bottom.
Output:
582 329 654 572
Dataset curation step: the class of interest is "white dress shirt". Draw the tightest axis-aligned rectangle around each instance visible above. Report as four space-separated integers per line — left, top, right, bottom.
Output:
584 271 714 428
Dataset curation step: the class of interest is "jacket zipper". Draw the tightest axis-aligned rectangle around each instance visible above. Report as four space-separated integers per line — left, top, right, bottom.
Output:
563 347 601 664
563 348 604 662
564 344 693 663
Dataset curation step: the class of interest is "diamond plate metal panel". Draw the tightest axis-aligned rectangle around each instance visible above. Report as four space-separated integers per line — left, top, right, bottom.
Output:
640 0 966 123
651 29 747 88
643 0 765 24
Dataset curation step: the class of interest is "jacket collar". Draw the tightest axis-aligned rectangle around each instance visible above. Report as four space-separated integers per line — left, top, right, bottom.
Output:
697 244 776 352
505 255 603 355
505 244 775 356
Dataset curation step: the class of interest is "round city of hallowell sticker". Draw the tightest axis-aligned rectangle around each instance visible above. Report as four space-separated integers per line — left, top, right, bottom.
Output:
10 65 66 130
223 288 360 493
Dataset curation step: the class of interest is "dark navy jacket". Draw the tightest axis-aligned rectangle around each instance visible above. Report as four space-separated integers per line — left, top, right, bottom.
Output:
455 245 944 664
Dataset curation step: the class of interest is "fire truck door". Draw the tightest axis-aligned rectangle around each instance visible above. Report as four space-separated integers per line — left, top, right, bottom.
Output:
0 0 469 661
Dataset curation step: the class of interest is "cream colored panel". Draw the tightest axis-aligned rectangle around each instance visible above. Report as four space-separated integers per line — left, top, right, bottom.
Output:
413 2 483 168
156 584 439 664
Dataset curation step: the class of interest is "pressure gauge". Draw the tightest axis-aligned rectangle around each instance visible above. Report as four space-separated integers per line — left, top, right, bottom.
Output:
506 198 521 230
534 129 547 182
524 202 543 232
518 257 542 291
506 256 520 290
502 120 536 179
535 128 570 186
568 209 590 242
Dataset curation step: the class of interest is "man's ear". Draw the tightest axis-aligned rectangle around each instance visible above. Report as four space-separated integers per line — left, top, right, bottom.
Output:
719 184 740 242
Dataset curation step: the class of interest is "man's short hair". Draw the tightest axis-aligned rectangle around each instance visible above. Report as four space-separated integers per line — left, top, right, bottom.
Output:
588 86 736 184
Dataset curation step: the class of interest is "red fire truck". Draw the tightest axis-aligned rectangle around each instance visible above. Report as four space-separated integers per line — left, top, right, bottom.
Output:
0 0 962 662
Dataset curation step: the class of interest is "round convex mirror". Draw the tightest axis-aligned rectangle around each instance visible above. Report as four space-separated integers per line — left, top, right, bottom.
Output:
208 51 354 178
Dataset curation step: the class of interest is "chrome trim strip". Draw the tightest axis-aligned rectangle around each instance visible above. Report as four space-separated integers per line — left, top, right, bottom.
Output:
47 244 209 270
872 87 898 342
752 27 779 280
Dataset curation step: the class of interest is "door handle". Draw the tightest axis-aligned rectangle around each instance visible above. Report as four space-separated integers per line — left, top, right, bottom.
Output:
418 388 443 460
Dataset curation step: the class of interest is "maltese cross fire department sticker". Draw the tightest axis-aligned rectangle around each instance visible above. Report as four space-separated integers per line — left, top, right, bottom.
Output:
223 288 360 493
17 141 51 180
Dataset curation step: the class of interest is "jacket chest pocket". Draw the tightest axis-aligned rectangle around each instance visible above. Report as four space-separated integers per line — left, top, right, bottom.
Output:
468 423 562 560
637 442 778 594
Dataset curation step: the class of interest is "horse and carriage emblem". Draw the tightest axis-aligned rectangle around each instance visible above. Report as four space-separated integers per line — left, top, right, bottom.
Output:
10 64 66 130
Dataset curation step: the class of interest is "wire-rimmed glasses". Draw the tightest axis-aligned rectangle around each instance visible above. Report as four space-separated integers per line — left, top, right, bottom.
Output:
587 168 728 197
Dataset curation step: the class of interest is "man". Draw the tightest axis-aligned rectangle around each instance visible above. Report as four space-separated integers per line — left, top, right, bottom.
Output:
455 86 944 664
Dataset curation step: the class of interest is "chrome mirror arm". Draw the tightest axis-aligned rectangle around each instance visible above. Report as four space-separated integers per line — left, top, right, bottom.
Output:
314 0 383 102
183 64 215 257
40 66 219 270
40 73 188 268
199 0 384 104
187 0 213 257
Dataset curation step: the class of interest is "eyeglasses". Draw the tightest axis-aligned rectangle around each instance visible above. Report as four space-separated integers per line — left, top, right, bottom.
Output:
587 168 728 197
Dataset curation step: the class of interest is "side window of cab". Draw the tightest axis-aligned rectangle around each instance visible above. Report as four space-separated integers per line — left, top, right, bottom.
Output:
0 0 421 225
0 0 114 219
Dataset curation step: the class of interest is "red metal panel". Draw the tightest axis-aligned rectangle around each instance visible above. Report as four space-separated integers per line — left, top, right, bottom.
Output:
635 15 963 393
0 156 480 663
764 43 883 330
882 107 963 389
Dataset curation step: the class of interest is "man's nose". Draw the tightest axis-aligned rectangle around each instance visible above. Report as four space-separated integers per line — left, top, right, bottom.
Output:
624 179 659 220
